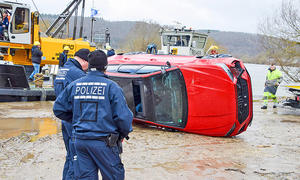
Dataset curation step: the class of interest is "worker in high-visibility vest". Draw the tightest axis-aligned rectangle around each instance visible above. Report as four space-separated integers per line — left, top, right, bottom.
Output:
261 64 283 109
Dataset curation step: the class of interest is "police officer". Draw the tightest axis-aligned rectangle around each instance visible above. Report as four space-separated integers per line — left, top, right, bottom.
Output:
53 50 133 180
261 63 283 109
54 48 90 180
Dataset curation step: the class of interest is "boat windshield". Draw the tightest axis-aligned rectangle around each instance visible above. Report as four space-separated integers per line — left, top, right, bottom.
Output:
150 69 187 128
162 35 190 47
191 36 206 49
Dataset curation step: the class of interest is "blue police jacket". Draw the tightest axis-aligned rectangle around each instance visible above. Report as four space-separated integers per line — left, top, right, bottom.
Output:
54 58 86 97
53 70 133 139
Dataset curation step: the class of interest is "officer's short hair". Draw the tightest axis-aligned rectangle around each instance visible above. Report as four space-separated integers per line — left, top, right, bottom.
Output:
88 50 108 71
75 49 90 61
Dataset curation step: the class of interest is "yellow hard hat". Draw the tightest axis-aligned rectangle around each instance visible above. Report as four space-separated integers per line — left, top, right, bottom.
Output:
64 46 70 51
34 41 40 46
210 45 219 50
106 45 112 50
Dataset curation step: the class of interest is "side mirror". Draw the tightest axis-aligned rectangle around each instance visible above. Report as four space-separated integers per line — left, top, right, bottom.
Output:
161 66 166 74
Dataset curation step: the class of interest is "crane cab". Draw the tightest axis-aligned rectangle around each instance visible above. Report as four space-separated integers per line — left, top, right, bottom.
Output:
0 1 31 44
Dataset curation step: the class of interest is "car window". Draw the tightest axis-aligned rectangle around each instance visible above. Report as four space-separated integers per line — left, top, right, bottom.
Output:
107 64 163 74
136 66 162 74
106 65 119 72
118 65 143 73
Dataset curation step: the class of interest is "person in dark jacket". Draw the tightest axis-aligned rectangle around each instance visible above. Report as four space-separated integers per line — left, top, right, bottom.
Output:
2 11 9 30
54 48 90 180
106 45 115 57
53 50 133 180
58 46 70 67
28 41 43 81
0 17 3 39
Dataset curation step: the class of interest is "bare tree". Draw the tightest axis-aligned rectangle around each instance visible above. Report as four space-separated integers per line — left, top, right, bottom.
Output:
258 0 300 82
120 21 161 52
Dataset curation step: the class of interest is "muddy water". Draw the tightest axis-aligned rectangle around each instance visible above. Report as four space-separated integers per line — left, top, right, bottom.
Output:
0 101 299 179
0 102 60 140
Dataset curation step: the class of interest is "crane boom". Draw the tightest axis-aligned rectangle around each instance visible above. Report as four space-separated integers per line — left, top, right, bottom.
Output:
45 0 85 39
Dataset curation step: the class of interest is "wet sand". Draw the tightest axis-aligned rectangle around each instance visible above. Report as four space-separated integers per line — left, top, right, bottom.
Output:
0 101 299 179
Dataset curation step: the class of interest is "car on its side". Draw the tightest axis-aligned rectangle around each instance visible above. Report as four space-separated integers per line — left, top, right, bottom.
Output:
106 54 253 137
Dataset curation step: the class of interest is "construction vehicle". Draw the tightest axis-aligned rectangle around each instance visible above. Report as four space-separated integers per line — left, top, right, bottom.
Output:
0 0 95 67
0 0 95 102
281 85 300 109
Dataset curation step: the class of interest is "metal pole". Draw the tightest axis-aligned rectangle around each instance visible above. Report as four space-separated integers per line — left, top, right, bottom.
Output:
90 0 94 42
73 3 78 40
167 43 170 54
79 0 85 38
67 19 69 38
90 17 95 42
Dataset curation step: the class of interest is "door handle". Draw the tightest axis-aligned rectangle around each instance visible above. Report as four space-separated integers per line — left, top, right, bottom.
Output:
11 36 15 39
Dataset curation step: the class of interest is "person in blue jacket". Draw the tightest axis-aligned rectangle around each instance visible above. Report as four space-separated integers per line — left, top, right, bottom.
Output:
54 48 90 180
106 45 115 57
58 46 71 67
53 50 133 180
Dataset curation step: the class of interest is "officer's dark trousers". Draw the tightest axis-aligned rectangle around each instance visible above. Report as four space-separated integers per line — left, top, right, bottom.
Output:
74 138 124 180
62 121 75 180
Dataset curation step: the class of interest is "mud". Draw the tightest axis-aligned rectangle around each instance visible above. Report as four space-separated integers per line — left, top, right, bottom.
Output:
0 101 299 179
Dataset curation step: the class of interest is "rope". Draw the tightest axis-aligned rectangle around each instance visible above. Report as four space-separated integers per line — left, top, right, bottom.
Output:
34 73 44 88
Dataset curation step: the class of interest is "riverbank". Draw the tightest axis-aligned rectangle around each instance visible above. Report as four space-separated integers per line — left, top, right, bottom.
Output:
0 101 299 179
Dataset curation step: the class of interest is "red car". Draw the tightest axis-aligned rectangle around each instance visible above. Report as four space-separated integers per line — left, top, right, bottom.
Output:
106 54 253 137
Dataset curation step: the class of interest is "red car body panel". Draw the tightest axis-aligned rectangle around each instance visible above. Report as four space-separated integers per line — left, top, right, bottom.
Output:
107 54 253 136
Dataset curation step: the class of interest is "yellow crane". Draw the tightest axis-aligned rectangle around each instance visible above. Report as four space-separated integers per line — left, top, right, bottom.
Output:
0 0 95 67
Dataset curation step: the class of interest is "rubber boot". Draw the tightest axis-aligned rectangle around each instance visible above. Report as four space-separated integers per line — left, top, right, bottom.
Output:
261 105 267 109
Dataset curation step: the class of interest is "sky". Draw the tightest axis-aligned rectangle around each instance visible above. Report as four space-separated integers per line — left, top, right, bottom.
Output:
22 0 284 34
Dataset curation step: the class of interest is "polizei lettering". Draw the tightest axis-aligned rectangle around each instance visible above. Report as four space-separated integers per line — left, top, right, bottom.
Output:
74 82 107 100
75 86 105 95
